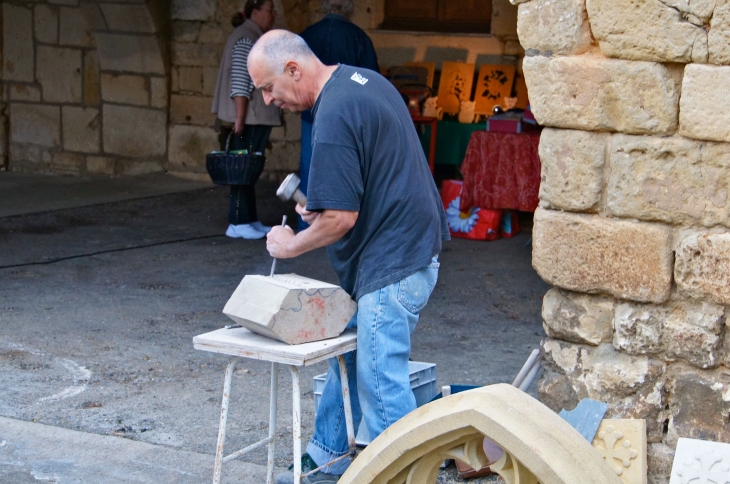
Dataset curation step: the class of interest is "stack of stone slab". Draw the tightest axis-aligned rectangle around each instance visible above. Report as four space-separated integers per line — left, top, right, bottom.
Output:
513 0 730 481
223 274 356 345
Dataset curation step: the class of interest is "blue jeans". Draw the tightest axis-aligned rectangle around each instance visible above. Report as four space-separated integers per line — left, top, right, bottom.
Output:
306 258 440 474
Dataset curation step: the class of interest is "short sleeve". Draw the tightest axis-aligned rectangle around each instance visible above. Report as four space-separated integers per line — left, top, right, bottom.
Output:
306 142 363 213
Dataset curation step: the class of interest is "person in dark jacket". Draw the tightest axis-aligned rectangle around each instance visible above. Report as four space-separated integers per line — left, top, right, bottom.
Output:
296 0 379 231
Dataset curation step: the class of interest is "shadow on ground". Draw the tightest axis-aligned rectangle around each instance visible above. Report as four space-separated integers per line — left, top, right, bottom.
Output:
0 179 549 476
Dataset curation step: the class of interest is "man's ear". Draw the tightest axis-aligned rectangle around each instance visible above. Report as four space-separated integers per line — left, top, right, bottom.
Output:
286 61 302 81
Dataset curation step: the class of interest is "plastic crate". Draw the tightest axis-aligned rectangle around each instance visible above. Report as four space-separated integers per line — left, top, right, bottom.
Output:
313 361 437 446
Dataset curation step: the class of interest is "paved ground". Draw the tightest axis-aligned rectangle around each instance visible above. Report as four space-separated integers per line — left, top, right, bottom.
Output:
0 173 549 482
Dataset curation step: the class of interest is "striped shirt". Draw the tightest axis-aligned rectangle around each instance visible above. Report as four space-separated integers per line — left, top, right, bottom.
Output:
230 37 254 99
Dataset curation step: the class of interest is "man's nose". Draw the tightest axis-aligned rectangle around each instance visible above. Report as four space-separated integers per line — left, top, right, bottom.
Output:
262 90 273 105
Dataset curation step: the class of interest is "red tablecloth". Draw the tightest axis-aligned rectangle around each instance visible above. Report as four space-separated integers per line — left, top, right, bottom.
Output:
459 131 542 212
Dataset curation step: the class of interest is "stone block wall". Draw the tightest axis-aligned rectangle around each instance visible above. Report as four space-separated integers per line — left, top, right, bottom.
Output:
166 0 300 183
516 0 730 481
1 0 169 176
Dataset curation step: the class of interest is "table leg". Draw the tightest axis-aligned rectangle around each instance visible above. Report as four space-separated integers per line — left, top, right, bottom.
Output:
213 357 239 484
266 362 279 484
336 355 357 454
288 366 302 483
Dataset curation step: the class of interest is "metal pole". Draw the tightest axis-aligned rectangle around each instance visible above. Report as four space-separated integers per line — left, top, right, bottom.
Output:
213 357 239 484
289 366 302 483
266 362 279 484
337 355 357 453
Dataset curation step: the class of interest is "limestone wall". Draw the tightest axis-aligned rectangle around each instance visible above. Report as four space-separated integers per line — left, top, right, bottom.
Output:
517 0 730 482
1 0 169 176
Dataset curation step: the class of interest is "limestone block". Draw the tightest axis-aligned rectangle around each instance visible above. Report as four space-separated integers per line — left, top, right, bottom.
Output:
709 1 730 65
52 152 83 175
150 77 167 108
62 107 100 153
59 3 106 47
223 274 357 345
269 126 286 142
542 288 615 346
592 419 646 484
532 208 673 303
178 67 203 93
517 0 593 56
679 64 730 143
202 67 218 96
100 4 156 33
266 141 301 173
579 344 665 399
586 0 708 63
86 156 115 176
666 371 730 446
10 103 61 147
3 4 34 82
522 55 680 136
167 124 218 169
169 94 216 126
37 46 82 103
101 74 149 105
103 105 166 157
198 22 225 44
613 301 725 369
659 0 715 22
96 33 165 74
670 438 730 484
115 160 163 176
171 21 200 42
647 443 674 484
538 370 580 413
9 85 41 102
171 0 215 21
171 43 221 67
675 231 730 305
284 112 302 142
606 134 730 227
35 4 59 44
9 144 53 167
538 128 608 212
84 50 100 106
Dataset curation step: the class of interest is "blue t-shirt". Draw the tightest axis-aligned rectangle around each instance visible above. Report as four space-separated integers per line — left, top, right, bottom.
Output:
307 65 450 300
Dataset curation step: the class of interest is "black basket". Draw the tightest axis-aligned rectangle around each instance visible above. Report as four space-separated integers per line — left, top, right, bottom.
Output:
205 132 266 186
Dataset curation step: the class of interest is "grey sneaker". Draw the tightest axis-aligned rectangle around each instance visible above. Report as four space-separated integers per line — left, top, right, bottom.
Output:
302 471 342 483
274 453 319 484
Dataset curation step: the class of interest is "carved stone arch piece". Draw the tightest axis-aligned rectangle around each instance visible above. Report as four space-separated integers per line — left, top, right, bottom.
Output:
339 384 623 484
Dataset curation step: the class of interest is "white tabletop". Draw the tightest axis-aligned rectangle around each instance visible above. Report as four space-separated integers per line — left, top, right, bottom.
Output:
193 327 358 367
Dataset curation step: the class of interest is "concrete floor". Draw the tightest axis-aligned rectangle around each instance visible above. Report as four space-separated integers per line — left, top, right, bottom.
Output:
0 172 549 483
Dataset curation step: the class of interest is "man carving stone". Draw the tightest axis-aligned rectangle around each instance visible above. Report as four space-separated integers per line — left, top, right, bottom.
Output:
248 30 449 483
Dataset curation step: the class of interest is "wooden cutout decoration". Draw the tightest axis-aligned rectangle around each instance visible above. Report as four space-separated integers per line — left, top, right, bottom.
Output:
404 61 436 89
592 419 647 484
669 438 730 484
475 65 516 117
514 73 529 110
436 61 475 115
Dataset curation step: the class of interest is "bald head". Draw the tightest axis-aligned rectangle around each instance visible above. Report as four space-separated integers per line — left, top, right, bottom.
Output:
248 29 317 76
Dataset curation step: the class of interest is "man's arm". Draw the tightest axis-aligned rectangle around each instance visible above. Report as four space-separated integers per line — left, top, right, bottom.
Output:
234 96 248 134
266 209 358 259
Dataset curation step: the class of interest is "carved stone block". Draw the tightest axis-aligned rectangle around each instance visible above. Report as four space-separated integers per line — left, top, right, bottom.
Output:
592 419 647 484
223 274 357 345
670 438 730 484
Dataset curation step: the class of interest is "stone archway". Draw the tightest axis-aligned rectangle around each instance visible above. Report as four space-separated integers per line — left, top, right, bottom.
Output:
339 384 622 484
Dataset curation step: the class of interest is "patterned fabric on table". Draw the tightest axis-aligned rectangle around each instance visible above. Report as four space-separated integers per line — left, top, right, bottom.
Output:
459 131 542 212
